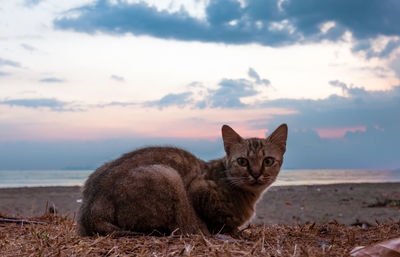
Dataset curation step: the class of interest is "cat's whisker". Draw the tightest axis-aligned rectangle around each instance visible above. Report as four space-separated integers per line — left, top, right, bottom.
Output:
226 179 242 187
263 176 276 184
223 177 248 187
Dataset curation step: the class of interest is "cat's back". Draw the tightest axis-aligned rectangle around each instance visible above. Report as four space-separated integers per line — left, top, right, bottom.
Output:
83 146 204 197
78 146 208 236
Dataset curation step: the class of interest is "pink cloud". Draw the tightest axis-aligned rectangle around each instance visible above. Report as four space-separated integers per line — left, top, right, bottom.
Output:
313 126 366 138
374 125 385 132
147 123 268 140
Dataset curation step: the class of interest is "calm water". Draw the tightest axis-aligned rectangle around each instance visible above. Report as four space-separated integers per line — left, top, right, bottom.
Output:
0 169 399 188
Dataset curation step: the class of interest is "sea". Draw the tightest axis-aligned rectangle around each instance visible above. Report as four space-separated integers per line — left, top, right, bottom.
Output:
0 169 400 188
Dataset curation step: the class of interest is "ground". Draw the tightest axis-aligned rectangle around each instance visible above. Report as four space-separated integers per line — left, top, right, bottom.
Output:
1 213 400 256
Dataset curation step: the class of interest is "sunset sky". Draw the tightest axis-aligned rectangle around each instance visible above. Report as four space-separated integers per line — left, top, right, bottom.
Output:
0 0 399 170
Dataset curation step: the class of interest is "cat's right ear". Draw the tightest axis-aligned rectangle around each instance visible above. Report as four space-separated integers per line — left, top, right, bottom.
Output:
222 125 244 155
266 123 288 153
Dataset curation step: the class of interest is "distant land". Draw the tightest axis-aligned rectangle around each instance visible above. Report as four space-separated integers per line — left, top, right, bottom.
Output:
61 166 96 171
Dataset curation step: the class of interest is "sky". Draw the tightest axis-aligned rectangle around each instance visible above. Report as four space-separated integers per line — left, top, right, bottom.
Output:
0 0 399 170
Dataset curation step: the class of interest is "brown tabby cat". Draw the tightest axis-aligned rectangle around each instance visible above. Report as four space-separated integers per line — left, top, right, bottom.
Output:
78 124 288 236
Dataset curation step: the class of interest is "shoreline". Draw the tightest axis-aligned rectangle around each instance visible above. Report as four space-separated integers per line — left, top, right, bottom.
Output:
1 180 400 188
0 183 399 226
2 168 399 189
1 180 400 189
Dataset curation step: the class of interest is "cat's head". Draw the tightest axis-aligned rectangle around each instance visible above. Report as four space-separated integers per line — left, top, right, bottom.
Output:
221 124 288 191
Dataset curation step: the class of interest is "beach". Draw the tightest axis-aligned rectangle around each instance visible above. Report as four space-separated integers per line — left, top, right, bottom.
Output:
0 183 399 225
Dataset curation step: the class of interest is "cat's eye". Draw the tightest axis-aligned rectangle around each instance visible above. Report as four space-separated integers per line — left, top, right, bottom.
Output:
236 158 248 167
264 157 275 167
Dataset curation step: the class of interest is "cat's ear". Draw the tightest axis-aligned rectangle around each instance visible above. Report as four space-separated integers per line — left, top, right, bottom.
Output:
266 124 288 153
222 125 244 155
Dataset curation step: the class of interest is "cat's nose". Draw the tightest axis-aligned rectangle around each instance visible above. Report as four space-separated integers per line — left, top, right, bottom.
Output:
250 171 261 179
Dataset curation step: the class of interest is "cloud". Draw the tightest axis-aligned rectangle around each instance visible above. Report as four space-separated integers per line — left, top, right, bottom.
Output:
110 74 125 82
55 1 212 42
329 80 348 94
20 43 37 52
1 77 399 169
108 76 264 110
144 68 270 109
54 0 400 56
107 71 398 145
247 83 400 169
0 71 10 76
358 66 391 79
352 38 400 59
39 77 65 83
280 0 400 40
260 84 400 129
97 101 137 108
281 126 399 169
205 79 259 108
0 58 21 68
205 0 242 26
145 92 193 109
0 98 66 108
248 67 261 81
248 67 270 85
390 54 400 79
0 98 79 112
24 0 44 7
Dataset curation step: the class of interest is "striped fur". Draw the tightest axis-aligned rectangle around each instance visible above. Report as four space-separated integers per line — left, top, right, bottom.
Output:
78 124 288 236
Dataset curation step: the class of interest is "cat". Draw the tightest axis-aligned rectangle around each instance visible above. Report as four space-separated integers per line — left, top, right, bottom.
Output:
78 123 288 236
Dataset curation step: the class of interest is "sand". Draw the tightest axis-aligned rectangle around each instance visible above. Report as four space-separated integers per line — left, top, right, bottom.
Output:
0 183 399 225
0 186 82 218
253 183 400 225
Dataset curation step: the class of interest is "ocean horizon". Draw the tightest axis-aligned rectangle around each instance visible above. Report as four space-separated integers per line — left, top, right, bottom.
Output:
1 169 400 188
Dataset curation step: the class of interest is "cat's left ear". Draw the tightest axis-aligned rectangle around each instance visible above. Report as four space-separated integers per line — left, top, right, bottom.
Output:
222 125 244 155
266 124 288 153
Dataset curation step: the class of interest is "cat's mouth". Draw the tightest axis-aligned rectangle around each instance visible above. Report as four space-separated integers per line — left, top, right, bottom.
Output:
249 176 275 187
250 179 264 186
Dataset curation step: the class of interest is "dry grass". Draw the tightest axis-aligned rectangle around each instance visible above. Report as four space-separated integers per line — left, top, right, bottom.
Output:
1 213 400 257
